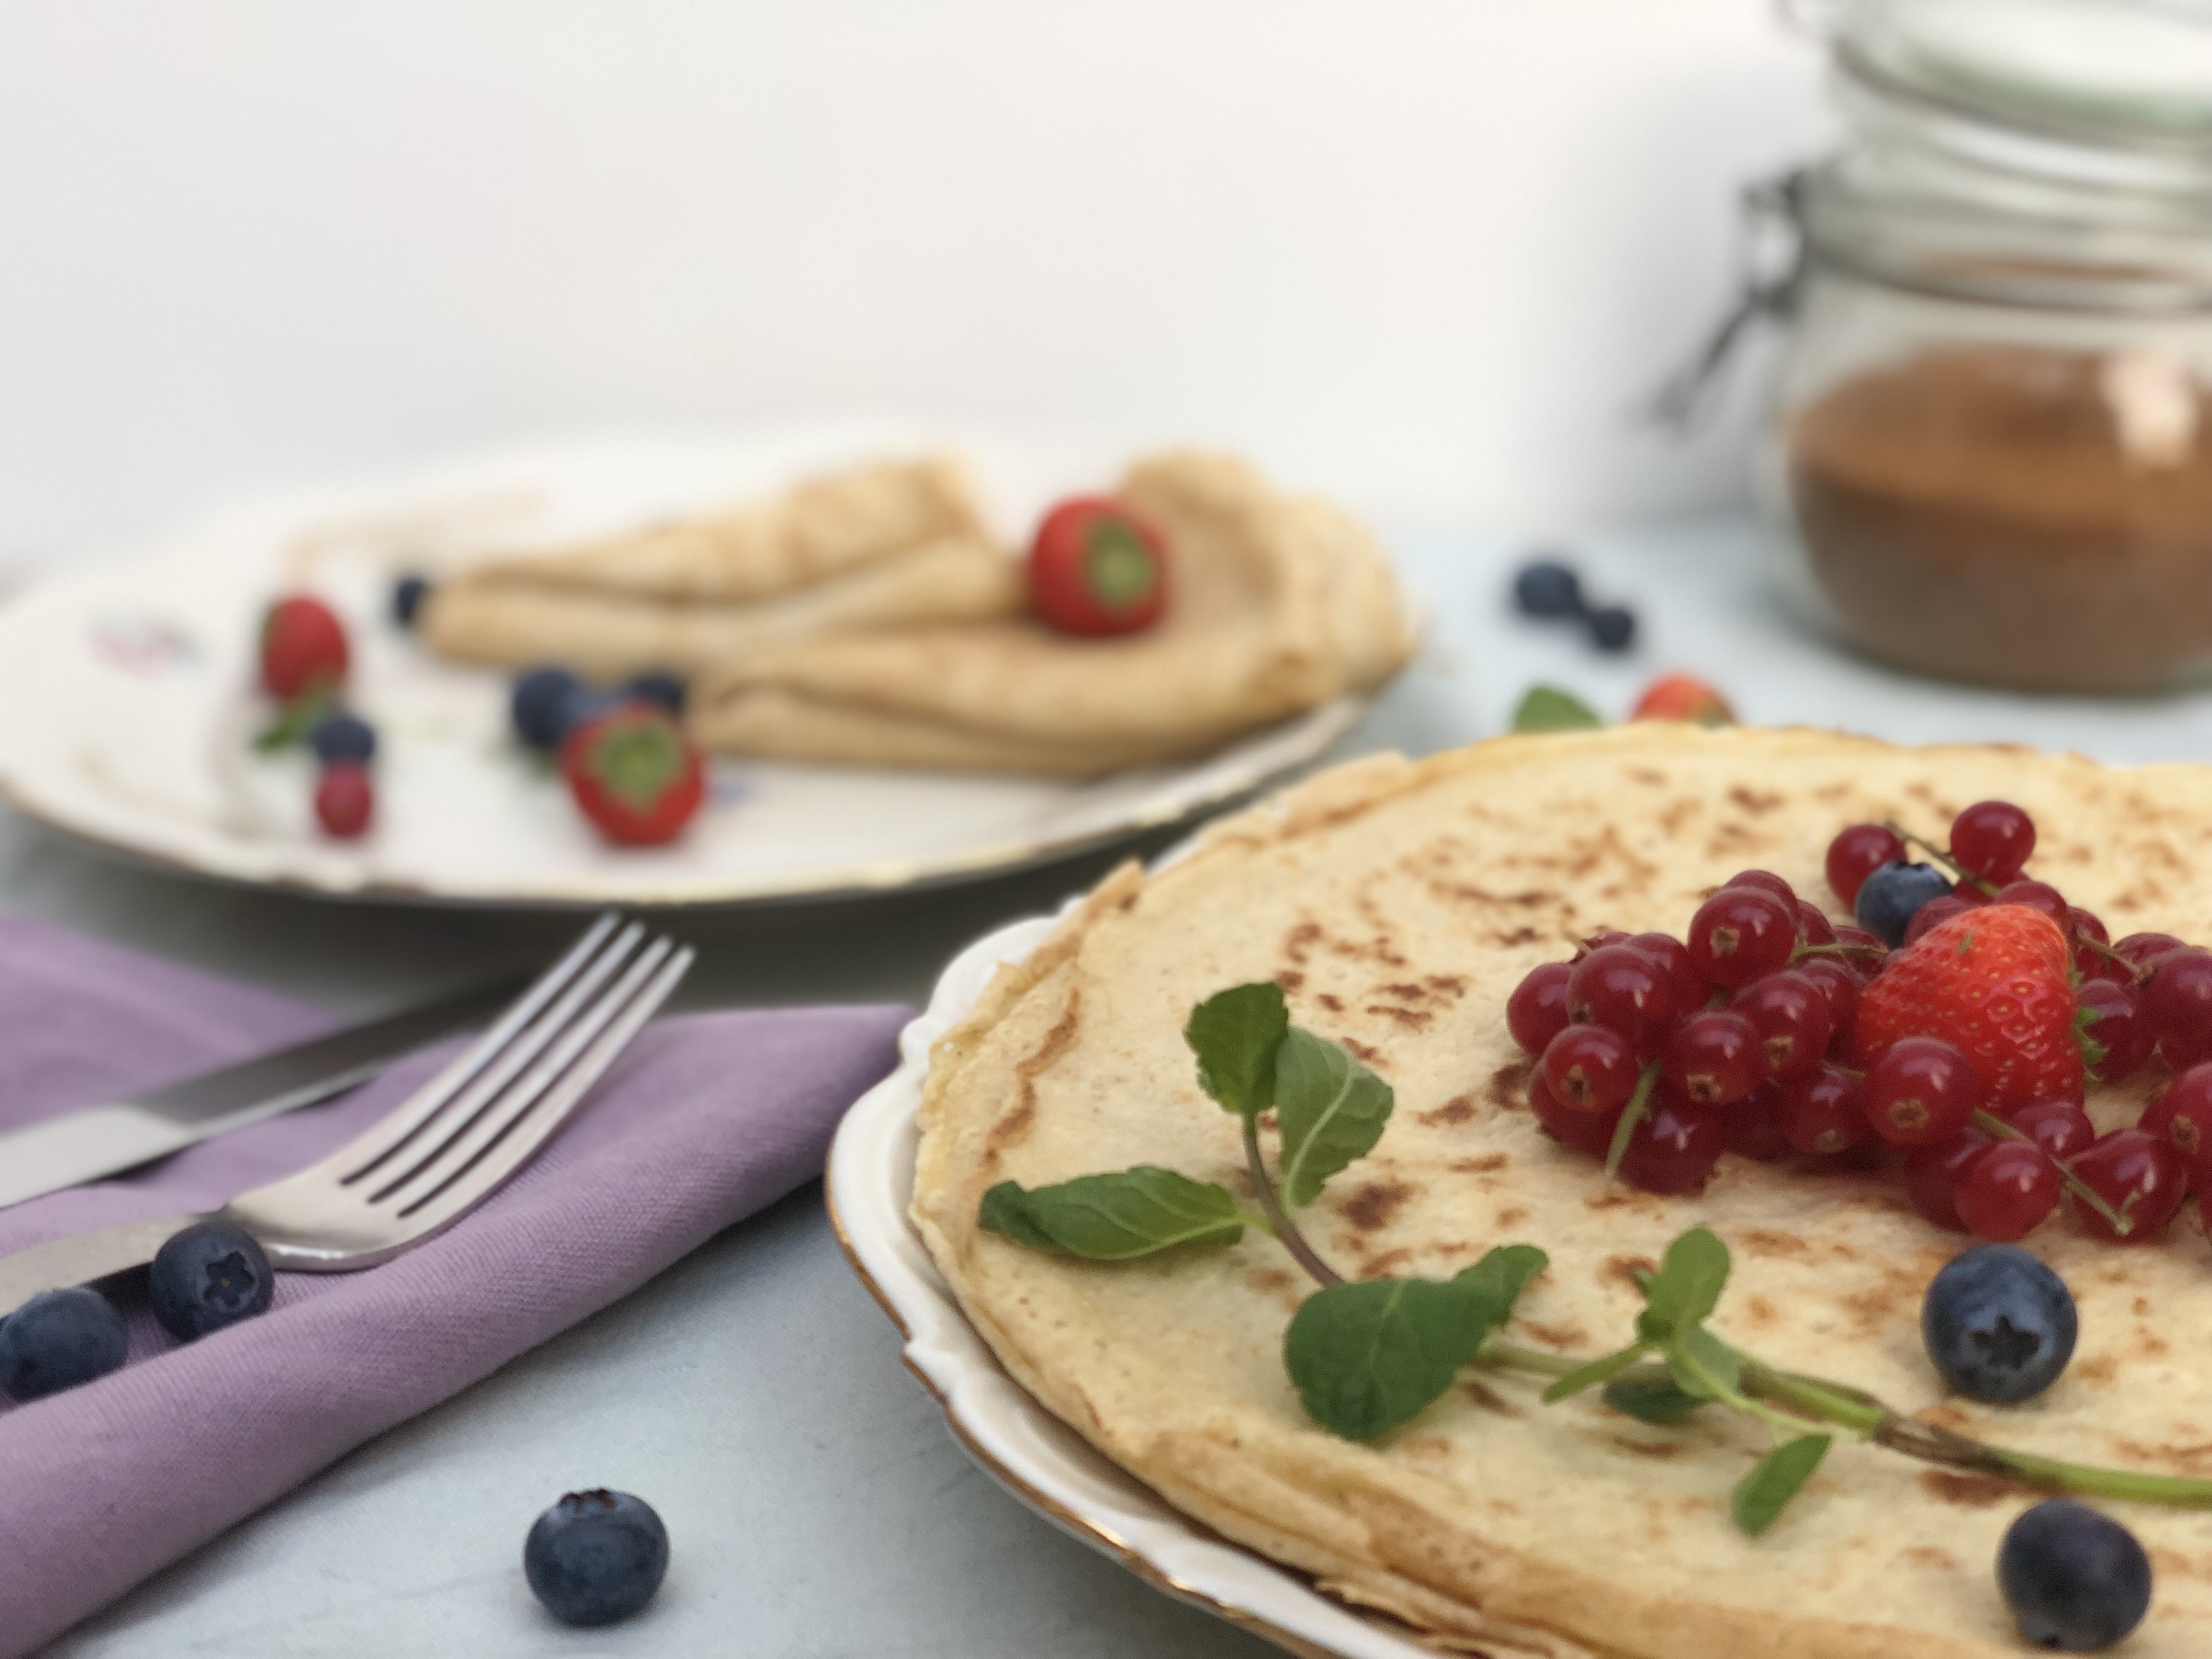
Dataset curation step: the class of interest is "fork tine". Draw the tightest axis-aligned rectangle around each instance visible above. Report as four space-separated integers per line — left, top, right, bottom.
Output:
337 919 646 1186
385 940 695 1228
325 912 627 1175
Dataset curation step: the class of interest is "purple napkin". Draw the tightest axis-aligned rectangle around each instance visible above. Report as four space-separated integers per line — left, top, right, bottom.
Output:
0 916 907 1657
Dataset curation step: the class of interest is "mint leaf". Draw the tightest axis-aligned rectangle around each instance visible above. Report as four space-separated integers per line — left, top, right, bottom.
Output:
252 685 337 752
1667 1324 1742 1402
1455 1244 1549 1326
1731 1435 1831 1537
2076 1000 2111 1080
1542 1342 1652 1403
1184 984 1289 1119
1510 685 1601 733
1603 1364 1709 1424
1635 1227 1731 1342
1273 1029 1394 1207
1285 1277 1494 1441
978 1169 1249 1259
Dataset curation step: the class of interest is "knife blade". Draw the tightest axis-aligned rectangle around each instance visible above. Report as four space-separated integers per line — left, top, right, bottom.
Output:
0 976 527 1210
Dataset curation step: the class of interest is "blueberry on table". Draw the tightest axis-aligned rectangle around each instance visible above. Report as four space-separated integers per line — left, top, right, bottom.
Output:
391 573 432 628
308 712 377 765
1585 605 1637 652
0 1286 128 1401
149 1220 275 1341
624 672 687 717
1854 859 1953 947
1999 1499 2151 1650
1922 1244 2076 1404
524 1489 669 1627
1512 559 1584 619
511 667 583 750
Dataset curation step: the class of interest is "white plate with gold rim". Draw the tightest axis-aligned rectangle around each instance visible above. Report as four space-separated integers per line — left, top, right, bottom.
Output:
0 422 1376 909
826 901 1432 1659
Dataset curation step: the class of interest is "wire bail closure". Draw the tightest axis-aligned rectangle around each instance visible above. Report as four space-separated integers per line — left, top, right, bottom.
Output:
1650 168 1810 432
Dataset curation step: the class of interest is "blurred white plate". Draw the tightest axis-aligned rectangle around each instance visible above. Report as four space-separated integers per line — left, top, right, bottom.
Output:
826 902 1431 1659
0 424 1373 908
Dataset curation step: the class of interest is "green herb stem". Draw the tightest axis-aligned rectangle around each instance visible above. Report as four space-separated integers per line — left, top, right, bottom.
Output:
1882 820 1999 896
1970 1108 2131 1235
1602 1064 1662 1182
1241 1112 1343 1289
1669 1338 1826 1442
1474 1338 1579 1379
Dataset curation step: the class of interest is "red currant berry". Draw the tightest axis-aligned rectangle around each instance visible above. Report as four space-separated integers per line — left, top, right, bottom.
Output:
1506 962 1573 1055
1725 870 1797 906
1863 1035 1984 1147
1615 1088 1725 1195
2114 932 2188 970
2075 978 2154 1085
1903 894 1974 946
1573 929 1633 961
1662 1012 1763 1105
1826 823 1904 908
2143 947 2212 1070
2071 1128 2187 1243
1541 1024 1639 1114
1775 1064 1870 1156
1904 1129 1992 1232
1731 972 1835 1079
1687 888 1796 990
1991 879 2069 931
1793 957 1860 1037
1628 932 1705 1015
2067 906 2109 947
2141 1063 2212 1189
1528 1074 1622 1159
1949 800 2036 885
1954 1141 2062 1243
1566 945 1678 1051
1720 1081 1790 1161
2007 1099 2096 1163
314 762 374 838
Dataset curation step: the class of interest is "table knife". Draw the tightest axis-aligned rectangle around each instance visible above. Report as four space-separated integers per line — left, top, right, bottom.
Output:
0 977 526 1210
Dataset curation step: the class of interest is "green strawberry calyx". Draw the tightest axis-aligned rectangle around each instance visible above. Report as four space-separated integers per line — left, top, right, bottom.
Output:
582 712 689 810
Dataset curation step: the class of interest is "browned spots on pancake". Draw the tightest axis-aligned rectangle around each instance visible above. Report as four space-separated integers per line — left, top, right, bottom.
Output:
1604 1254 1659 1291
1420 1095 1476 1127
1284 919 1323 966
2150 1547 2212 1582
985 1099 1036 1150
1704 822 1758 854
2109 1437 2212 1477
1455 1152 1509 1173
1275 970 1304 993
1486 1060 1532 1109
1380 981 1429 1002
1398 1435 1453 1460
1839 1260 1930 1338
2075 1352 2120 1386
1489 926 1544 946
1013 992 1083 1086
1365 1003 1434 1031
2136 1326 2172 1359
1741 1295 1780 1333
1657 799 1700 836
1494 1204 1531 1229
1728 786 1784 816
1920 1471 2024 1508
1813 782 1850 802
1244 1268 1303 1310
1918 1404 1979 1434
1628 768 1667 786
2134 1297 2152 1317
1317 992 1344 1013
1343 1038 1386 1067
1429 974 1468 995
1520 1320 1589 1351
1358 1247 1415 1278
1584 1190 1634 1211
1609 1435 1684 1460
1462 1379 1524 1417
1898 1546 1961 1573
1342 1180 1417 1232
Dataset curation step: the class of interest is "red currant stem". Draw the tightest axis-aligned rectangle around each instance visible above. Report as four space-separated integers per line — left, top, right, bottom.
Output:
1601 1063 1662 1182
1881 820 2000 896
2076 934 2152 987
1968 1109 2132 1236
1789 942 1885 964
1240 1112 1343 1289
1828 1064 1866 1080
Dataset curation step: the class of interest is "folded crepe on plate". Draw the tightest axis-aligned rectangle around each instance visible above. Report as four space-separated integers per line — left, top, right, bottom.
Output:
417 456 1020 682
688 452 1414 776
911 726 2212 1658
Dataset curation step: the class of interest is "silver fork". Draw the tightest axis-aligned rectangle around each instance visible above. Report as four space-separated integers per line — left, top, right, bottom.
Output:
0 914 694 1317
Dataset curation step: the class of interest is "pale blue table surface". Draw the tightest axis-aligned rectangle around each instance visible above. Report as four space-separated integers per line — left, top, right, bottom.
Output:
22 518 2212 1657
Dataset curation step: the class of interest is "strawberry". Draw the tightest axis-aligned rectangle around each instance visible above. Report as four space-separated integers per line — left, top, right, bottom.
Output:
260 595 349 700
1852 904 2083 1110
1027 497 1167 636
1630 673 1733 726
561 704 704 845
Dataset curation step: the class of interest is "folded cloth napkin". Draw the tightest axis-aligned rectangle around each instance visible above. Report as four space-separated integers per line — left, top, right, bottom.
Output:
0 916 907 1658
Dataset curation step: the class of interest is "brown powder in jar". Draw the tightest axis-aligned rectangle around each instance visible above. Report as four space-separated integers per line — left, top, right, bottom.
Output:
1786 344 2212 692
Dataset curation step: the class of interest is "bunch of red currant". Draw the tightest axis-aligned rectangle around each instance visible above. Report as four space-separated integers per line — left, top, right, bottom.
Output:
1505 798 2212 1247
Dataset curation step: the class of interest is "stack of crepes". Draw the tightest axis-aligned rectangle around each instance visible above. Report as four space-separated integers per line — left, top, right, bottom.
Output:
420 451 1413 776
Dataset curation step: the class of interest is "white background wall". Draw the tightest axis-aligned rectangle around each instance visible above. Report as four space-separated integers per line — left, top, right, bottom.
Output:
0 2 1831 567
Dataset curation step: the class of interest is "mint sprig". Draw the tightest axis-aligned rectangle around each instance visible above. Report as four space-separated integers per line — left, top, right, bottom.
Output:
978 1169 1260 1259
1274 1029 1392 1207
1734 1436 1832 1537
1510 685 1601 733
1184 983 1289 1120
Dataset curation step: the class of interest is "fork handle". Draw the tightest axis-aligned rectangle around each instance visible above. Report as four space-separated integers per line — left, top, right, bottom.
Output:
0 1212 211 1318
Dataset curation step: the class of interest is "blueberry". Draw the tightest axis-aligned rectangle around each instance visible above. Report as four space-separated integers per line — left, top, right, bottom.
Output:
391 573 432 628
1999 1499 2151 1650
1922 1244 2077 1404
308 712 377 765
1513 559 1584 619
524 1489 669 1627
625 672 687 717
511 667 583 749
149 1220 275 1342
1855 859 1954 946
0 1286 128 1401
1586 605 1637 652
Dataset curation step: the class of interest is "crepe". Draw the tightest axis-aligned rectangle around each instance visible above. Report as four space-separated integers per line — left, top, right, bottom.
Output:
688 452 1413 775
417 456 1019 681
911 725 2212 1658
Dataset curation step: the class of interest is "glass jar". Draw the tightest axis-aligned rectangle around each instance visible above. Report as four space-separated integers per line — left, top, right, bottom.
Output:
1756 0 2212 693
